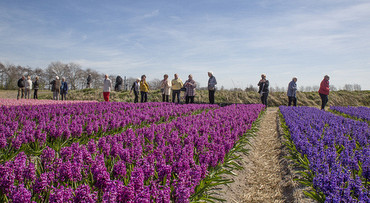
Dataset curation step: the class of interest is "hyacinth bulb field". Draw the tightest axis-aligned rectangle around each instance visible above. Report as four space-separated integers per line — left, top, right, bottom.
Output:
280 106 370 202
329 106 370 123
0 101 264 202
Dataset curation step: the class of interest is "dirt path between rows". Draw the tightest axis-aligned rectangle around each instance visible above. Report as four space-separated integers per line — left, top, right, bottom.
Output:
216 107 312 202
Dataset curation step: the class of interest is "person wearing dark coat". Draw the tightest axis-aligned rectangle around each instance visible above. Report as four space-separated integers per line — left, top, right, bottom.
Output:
87 74 92 88
60 77 68 101
17 76 26 100
258 73 269 107
33 76 39 99
115 76 123 91
130 78 140 103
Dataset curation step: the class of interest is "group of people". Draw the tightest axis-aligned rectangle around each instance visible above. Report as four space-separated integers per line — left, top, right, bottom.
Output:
17 75 68 100
124 72 217 104
50 76 69 100
279 74 330 110
257 73 330 110
17 75 39 99
17 72 331 110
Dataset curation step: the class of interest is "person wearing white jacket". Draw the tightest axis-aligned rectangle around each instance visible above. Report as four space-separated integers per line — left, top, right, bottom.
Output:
103 74 112 102
160 74 171 102
25 76 33 99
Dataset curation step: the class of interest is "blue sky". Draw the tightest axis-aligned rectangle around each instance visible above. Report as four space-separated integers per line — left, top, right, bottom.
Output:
1 0 370 89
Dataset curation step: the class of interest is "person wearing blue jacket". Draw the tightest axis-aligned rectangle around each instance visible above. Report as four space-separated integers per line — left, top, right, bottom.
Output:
287 77 297 106
60 77 68 101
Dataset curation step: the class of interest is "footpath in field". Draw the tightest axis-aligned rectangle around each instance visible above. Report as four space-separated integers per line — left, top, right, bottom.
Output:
217 107 310 202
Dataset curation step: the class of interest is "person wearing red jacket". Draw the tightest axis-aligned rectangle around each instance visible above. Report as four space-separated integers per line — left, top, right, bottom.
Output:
318 75 330 110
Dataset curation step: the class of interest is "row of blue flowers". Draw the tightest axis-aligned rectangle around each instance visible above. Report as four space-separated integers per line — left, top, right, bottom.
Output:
279 106 370 202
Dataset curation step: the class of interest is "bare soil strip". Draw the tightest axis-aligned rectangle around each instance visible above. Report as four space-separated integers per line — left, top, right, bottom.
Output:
216 107 311 202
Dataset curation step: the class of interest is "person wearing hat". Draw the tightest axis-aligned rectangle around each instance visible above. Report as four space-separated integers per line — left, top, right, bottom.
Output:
103 74 112 102
207 71 217 104
287 77 298 106
318 75 330 110
50 76 61 100
130 78 140 103
258 73 269 107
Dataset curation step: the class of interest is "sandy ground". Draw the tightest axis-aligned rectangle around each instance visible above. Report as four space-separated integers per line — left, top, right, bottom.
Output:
216 107 313 203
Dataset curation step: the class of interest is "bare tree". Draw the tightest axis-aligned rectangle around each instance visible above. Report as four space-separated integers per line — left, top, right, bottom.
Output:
65 63 83 90
353 84 361 91
148 78 161 90
343 84 354 91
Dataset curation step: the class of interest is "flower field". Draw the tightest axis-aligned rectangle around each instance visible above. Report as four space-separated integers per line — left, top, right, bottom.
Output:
0 101 264 202
279 106 370 202
330 106 370 122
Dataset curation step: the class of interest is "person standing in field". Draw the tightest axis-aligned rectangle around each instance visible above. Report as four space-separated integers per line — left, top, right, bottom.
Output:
171 73 183 103
130 78 140 103
25 76 32 99
184 74 197 104
17 75 26 100
208 71 217 104
87 74 92 88
33 76 39 99
160 74 171 102
287 77 298 106
103 74 112 102
258 73 269 107
60 77 68 101
318 75 330 110
53 76 61 100
140 75 149 103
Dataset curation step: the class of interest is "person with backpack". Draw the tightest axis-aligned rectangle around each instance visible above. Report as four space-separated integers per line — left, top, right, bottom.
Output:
17 75 26 100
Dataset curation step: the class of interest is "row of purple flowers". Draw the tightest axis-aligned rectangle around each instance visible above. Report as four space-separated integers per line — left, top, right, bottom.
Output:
0 102 217 162
1 103 264 202
330 106 370 122
280 106 370 202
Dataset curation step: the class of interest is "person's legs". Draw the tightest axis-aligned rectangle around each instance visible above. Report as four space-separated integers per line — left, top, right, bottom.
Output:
288 97 292 106
320 93 327 110
293 97 297 106
172 91 176 103
141 91 144 103
17 88 21 100
103 92 110 101
185 96 189 104
134 91 138 103
176 91 181 103
190 96 194 103
144 92 147 102
261 93 268 107
209 90 215 104
165 95 169 102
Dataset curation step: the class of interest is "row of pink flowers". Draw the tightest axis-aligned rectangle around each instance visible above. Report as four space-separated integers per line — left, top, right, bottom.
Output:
0 98 97 106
